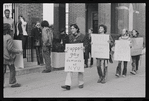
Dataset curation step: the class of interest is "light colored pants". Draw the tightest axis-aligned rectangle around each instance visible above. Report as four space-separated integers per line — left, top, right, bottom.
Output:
65 72 84 86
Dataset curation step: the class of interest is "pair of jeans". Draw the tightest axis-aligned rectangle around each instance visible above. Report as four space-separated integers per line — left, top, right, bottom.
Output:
84 47 93 66
131 55 140 71
96 59 108 81
16 34 28 58
116 61 128 75
3 64 16 85
35 46 44 65
65 72 84 86
42 46 52 71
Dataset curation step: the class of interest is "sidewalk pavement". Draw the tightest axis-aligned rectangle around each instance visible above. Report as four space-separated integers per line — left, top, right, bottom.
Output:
5 58 64 78
3 54 145 97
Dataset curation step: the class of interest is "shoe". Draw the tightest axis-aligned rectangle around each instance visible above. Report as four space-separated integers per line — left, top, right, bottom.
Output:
40 64 44 66
84 64 88 68
101 78 106 84
122 75 126 78
97 78 102 83
130 71 136 75
78 84 84 88
42 70 51 73
115 74 120 77
61 85 70 90
11 83 21 88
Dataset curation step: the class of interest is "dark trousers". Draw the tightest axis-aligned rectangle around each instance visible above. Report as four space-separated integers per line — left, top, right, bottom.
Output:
96 59 108 80
35 46 44 65
15 34 28 58
131 55 140 71
116 61 128 75
3 64 16 85
84 47 93 66
42 46 52 71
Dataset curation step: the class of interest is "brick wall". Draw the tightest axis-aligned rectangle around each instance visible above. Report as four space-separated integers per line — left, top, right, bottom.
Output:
15 3 43 36
69 3 86 34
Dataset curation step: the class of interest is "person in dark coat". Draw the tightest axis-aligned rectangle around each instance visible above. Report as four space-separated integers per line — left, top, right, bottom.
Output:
14 15 28 58
96 24 114 84
61 24 85 90
84 28 93 68
59 28 69 51
31 21 44 65
130 29 143 75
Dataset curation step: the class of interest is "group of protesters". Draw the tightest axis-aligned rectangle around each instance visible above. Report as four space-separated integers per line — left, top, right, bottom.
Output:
3 9 145 91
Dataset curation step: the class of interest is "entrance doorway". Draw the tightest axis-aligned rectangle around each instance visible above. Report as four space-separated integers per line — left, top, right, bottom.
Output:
86 3 98 33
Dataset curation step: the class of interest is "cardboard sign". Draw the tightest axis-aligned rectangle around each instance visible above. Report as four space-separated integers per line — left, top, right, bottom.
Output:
114 40 131 61
91 34 109 59
131 37 143 56
13 40 24 68
64 43 84 72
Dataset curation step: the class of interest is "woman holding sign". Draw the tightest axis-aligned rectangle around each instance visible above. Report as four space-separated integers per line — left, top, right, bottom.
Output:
130 29 142 75
61 24 85 90
115 29 131 78
96 24 114 84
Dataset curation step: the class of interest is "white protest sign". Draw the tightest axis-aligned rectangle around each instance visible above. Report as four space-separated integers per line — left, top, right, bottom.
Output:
91 34 109 59
13 40 24 68
114 40 131 61
131 37 143 56
65 43 84 72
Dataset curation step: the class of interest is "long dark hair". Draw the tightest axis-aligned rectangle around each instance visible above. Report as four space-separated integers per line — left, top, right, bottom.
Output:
70 24 80 33
41 20 49 28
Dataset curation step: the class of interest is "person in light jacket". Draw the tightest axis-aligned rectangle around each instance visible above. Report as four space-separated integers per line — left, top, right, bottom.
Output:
115 28 132 78
41 20 53 73
3 23 22 88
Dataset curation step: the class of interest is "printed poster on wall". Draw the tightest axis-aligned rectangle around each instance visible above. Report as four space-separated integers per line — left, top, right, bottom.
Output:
13 40 24 68
64 43 84 72
91 34 109 59
114 40 131 61
131 37 143 56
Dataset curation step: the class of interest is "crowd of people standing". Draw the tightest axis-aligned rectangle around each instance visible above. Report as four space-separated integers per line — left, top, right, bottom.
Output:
3 9 145 90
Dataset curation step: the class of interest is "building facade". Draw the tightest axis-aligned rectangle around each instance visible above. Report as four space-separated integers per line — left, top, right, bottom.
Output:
3 3 146 63
67 3 145 41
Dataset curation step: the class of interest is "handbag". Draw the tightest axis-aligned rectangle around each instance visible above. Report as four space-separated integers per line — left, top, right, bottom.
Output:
34 40 40 46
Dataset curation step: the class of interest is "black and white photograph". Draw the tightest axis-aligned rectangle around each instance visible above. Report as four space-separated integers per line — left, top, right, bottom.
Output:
3 3 146 98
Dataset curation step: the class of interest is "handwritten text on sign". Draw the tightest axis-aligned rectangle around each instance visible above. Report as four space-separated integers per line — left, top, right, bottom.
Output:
114 40 131 61
131 37 143 56
91 34 109 59
13 40 24 68
64 43 84 72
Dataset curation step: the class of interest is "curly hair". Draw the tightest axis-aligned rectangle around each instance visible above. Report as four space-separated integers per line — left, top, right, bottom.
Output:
3 23 11 35
98 24 107 33
41 20 49 28
132 29 139 36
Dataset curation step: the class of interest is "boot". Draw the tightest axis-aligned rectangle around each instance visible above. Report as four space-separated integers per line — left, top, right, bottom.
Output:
101 66 108 84
97 66 103 83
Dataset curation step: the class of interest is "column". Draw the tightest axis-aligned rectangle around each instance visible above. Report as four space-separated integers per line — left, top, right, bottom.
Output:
98 3 111 34
69 3 86 34
54 3 65 39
